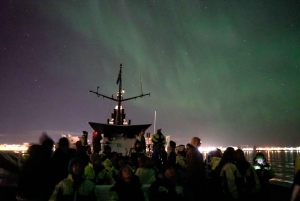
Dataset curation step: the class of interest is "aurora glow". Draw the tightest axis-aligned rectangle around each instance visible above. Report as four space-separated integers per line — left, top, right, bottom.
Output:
1 0 299 147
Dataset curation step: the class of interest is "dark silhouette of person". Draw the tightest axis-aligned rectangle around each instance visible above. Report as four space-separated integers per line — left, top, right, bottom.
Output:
75 140 90 167
108 165 146 201
167 141 176 166
153 145 168 174
17 134 54 200
46 137 77 199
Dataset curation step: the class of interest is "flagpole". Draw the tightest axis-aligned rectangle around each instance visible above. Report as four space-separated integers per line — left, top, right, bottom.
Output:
154 111 156 134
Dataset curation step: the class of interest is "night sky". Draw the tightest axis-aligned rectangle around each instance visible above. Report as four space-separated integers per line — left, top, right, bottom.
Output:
1 0 300 147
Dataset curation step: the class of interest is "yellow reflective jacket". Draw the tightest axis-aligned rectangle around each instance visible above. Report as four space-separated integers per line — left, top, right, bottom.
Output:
220 163 242 200
151 133 166 147
49 174 96 201
102 159 118 185
84 162 109 185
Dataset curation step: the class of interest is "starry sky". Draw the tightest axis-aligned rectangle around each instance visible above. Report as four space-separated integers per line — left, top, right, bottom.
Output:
1 0 300 147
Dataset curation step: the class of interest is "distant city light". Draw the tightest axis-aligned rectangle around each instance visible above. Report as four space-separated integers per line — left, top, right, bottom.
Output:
0 143 29 152
199 146 300 152
1 143 300 153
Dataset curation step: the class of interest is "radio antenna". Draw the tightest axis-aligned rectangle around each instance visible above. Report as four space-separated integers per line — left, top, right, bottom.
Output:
140 75 143 95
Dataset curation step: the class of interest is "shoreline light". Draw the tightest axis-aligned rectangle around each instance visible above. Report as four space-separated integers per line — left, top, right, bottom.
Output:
1 143 300 152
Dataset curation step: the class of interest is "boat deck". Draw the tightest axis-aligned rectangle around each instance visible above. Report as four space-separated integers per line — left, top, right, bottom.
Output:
0 182 293 201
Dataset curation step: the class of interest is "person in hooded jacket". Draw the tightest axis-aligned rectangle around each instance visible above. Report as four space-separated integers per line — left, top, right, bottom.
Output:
49 157 97 201
214 147 242 201
108 165 147 201
253 152 275 201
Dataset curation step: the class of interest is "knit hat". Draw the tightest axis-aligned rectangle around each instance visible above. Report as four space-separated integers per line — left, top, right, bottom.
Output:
68 157 84 174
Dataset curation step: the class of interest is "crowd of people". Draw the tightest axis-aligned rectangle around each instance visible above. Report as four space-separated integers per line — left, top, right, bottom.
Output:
15 130 300 201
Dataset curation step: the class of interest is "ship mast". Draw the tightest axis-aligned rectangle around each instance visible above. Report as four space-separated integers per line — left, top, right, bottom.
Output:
89 63 150 125
116 64 122 125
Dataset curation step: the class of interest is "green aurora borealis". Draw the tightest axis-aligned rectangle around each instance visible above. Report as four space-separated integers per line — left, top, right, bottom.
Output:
1 0 300 146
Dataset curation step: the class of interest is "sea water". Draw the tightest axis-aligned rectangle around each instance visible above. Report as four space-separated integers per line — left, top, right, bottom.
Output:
244 150 300 186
